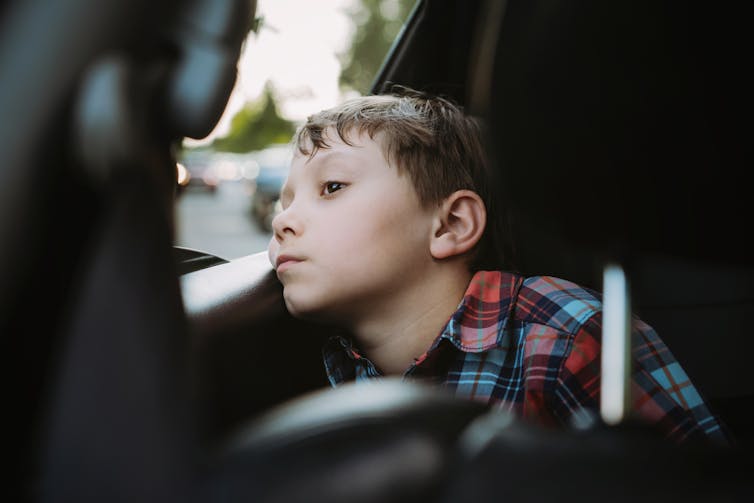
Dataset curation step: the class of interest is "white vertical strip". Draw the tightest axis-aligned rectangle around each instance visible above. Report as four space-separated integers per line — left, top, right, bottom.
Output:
601 263 631 425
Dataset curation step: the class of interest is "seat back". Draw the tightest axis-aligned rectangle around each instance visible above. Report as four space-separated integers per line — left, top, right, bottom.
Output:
471 0 754 443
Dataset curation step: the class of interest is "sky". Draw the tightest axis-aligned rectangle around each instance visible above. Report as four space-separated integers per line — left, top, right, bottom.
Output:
187 0 355 146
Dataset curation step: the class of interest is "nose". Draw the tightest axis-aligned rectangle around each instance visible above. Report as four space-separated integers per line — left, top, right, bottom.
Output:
271 200 300 243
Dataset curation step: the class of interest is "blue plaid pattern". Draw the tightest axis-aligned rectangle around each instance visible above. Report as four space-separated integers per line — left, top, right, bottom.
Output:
322 271 730 444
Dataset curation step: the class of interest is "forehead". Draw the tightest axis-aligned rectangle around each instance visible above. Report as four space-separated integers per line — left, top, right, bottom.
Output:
294 127 390 169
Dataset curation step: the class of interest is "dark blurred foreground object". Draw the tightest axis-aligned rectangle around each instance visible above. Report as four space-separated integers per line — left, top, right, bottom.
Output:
0 0 255 500
202 379 752 503
205 380 487 503
442 412 752 503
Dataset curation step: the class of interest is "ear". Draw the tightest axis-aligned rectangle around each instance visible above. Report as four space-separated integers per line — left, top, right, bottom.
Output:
429 190 487 260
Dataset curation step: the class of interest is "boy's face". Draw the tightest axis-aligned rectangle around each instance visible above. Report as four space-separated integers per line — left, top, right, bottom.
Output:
268 128 436 323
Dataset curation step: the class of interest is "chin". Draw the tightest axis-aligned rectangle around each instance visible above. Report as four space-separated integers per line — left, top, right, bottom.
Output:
282 291 330 322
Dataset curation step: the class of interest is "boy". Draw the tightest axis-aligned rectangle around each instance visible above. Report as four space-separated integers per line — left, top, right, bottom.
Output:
267 87 727 445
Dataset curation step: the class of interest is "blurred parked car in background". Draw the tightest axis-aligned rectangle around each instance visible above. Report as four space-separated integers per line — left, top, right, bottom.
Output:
246 144 291 231
176 150 219 194
177 150 262 196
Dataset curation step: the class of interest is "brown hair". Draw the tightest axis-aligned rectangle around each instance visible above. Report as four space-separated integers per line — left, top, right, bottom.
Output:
294 86 510 271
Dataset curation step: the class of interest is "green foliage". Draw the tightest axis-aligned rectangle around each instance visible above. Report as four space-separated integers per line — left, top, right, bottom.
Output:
339 0 416 94
211 83 296 153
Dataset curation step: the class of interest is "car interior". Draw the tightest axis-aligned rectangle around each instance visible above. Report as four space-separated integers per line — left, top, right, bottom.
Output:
1 0 752 501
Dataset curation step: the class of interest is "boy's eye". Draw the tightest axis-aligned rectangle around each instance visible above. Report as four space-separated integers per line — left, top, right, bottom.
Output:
322 181 345 195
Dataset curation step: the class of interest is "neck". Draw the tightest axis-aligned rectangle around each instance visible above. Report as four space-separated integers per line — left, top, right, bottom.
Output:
349 266 472 375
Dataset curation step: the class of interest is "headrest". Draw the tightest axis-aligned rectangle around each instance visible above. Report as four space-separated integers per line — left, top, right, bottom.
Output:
474 0 753 265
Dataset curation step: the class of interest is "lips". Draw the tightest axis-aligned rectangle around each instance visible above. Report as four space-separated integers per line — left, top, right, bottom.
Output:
275 254 303 273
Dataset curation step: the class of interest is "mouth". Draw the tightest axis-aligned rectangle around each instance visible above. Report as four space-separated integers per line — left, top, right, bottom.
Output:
275 254 303 273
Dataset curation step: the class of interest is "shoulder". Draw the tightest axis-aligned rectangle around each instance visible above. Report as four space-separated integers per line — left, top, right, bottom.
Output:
514 275 603 336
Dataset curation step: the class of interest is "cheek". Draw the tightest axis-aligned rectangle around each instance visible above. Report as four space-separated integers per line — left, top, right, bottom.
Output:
330 210 393 251
331 205 426 263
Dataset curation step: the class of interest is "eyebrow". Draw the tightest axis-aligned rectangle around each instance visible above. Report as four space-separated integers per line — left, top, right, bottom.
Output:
304 148 354 164
304 151 363 179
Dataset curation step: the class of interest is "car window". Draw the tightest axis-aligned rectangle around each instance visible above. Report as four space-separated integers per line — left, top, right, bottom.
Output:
174 0 417 260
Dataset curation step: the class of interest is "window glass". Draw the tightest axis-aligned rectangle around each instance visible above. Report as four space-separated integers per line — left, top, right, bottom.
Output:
175 0 417 260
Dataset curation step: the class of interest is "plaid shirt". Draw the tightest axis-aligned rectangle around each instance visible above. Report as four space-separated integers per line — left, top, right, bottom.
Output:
323 270 729 444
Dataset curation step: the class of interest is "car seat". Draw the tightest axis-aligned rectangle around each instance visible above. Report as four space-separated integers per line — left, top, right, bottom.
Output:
471 0 754 444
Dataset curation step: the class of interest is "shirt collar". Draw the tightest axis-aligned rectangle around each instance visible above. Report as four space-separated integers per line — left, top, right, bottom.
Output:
415 270 522 361
323 270 523 383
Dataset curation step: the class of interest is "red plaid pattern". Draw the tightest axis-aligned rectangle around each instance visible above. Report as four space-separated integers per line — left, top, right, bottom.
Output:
323 271 730 444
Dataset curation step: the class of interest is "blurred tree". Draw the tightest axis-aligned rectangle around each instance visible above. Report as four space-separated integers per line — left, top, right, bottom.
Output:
211 82 296 153
339 0 416 94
